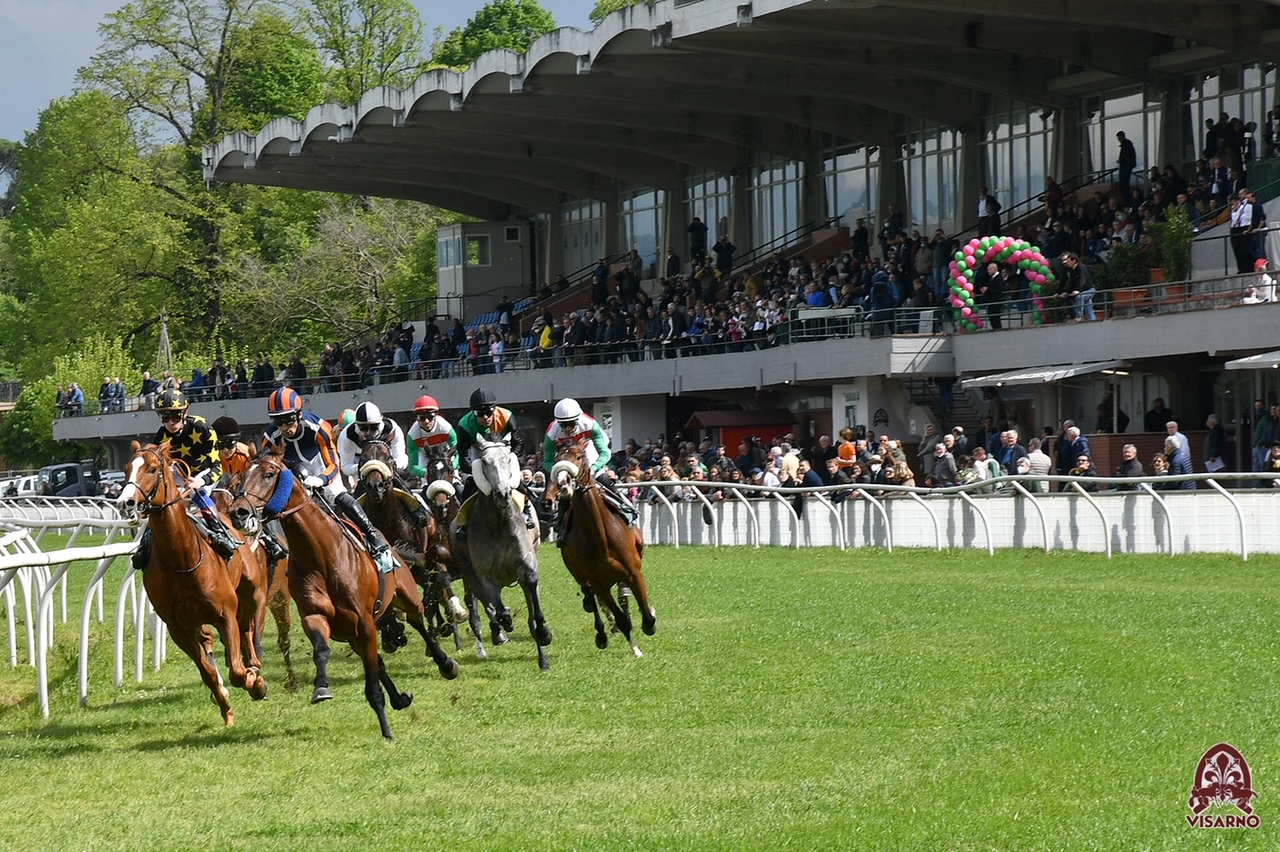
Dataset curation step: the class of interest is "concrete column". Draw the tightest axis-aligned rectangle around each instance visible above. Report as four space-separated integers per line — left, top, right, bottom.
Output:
803 131 827 226
1157 79 1188 173
662 186 685 274
959 129 982 232
601 198 621 258
542 213 561 284
874 133 905 248
1051 104 1083 187
730 161 751 252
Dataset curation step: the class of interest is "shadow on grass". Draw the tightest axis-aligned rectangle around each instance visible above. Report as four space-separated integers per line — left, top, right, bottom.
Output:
134 726 277 751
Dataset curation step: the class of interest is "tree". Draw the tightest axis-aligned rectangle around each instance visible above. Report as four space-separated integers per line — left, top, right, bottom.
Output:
298 0 425 104
432 0 556 69
589 0 646 25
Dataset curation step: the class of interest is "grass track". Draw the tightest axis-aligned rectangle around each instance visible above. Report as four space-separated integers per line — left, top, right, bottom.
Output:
1 545 1276 849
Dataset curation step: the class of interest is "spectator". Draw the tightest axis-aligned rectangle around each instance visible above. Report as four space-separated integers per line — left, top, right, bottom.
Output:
1266 441 1280 487
712 235 736 277
1113 443 1144 490
140 371 160 409
976 186 1002 235
65 382 84 416
1069 454 1099 491
1166 420 1190 458
927 441 958 487
1025 437 1053 492
1116 131 1137 200
1203 414 1226 472
1151 453 1174 489
687 217 709 264
1164 436 1196 488
1143 398 1175 432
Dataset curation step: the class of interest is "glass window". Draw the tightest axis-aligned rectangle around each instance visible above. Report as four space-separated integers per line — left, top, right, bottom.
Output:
621 189 665 277
749 158 803 248
465 235 490 267
902 122 962 234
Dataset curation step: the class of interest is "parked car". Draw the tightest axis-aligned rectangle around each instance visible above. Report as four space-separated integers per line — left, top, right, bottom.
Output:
38 463 100 497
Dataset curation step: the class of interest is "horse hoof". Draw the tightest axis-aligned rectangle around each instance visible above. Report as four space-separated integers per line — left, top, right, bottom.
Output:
642 617 656 637
499 611 514 632
250 680 269 701
439 659 460 680
492 628 509 646
536 627 553 647
448 597 468 623
311 687 334 704
396 691 414 710
595 633 609 650
476 647 488 661
223 709 235 727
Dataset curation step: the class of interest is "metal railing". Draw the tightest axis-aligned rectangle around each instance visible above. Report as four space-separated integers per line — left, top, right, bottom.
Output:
728 215 845 274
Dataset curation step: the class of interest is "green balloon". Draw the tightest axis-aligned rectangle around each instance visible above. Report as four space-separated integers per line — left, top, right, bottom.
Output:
964 297 975 307
1017 259 1030 269
957 261 968 272
954 251 965 262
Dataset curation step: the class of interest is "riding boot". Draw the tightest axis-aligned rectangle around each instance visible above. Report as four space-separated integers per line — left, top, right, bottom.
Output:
553 500 568 548
131 526 152 573
336 491 394 574
262 532 288 566
454 478 478 541
522 496 537 530
199 508 242 559
411 503 432 529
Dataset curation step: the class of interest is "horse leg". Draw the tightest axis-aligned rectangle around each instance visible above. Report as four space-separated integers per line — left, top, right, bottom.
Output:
394 572 460 680
517 561 552 672
235 570 269 700
464 585 486 660
376 653 413 713
594 584 642 658
171 626 234 726
302 614 335 704
215 601 263 700
354 630 395 740
622 566 657 637
581 584 609 650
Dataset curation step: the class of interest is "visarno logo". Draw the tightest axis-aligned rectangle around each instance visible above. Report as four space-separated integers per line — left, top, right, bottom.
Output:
1187 743 1260 829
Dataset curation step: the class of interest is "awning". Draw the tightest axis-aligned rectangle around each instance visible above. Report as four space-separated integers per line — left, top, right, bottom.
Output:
959 360 1128 390
1224 349 1280 370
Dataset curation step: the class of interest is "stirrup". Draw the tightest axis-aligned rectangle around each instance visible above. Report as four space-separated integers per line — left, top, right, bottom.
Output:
371 545 395 575
454 525 468 541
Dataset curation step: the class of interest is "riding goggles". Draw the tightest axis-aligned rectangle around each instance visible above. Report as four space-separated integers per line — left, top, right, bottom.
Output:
357 423 380 436
475 406 496 417
416 411 437 421
159 412 185 423
271 413 301 427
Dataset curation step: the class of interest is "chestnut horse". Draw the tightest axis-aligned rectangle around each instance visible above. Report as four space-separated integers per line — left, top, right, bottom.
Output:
548 442 655 656
357 438 467 635
116 442 268 726
450 439 553 671
230 447 459 739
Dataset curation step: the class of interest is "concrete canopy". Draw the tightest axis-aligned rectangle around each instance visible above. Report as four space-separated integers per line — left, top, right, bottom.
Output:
204 0 1280 217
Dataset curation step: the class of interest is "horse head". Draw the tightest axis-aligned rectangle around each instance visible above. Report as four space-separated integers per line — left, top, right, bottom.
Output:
548 442 590 501
117 440 178 525
358 439 395 503
473 439 520 506
230 445 297 537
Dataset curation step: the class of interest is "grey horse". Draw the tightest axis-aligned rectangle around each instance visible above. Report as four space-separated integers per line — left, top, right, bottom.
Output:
450 439 553 671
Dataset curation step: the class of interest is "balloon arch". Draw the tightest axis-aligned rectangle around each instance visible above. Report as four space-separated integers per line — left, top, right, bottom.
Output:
947 236 1055 331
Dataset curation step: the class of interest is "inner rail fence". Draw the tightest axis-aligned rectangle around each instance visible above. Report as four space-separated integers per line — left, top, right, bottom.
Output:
3 474 1276 716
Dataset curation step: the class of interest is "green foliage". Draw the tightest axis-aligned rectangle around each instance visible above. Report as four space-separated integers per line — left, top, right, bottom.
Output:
201 11 325 132
1 546 1276 848
589 0 648 24
1095 241 1149 290
1147 203 1195 283
0 378 80 466
432 0 557 69
300 0 425 104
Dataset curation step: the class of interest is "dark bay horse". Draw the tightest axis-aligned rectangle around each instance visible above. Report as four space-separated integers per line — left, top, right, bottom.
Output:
357 439 467 633
450 439 553 671
548 443 655 656
116 442 268 726
230 447 459 740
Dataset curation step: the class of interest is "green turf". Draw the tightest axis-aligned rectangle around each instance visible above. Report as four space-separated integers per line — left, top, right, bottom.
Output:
0 545 1274 849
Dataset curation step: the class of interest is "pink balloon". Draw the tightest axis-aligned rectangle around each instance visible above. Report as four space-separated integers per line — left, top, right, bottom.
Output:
961 306 973 317
968 238 981 249
963 281 974 292
1033 273 1046 284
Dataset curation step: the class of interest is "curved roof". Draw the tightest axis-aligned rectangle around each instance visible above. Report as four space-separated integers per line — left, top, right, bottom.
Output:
204 0 1280 218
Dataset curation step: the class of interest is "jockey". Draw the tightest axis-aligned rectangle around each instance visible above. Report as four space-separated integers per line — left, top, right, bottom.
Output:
336 401 430 528
542 397 638 543
261 387 394 573
212 415 287 567
131 389 241 572
453 387 536 539
407 395 459 480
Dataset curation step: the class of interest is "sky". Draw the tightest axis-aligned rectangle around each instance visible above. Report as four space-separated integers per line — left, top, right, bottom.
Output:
0 0 598 144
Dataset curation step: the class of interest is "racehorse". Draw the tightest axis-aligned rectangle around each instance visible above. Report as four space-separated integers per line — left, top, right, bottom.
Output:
230 446 459 740
357 438 467 634
116 442 269 726
211 486 297 692
450 439 553 671
548 442 655 656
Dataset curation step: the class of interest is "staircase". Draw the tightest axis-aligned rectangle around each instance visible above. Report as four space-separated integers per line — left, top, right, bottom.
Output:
903 377 983 435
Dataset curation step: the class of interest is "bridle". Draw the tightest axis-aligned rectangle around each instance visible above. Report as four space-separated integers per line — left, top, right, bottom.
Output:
130 449 193 517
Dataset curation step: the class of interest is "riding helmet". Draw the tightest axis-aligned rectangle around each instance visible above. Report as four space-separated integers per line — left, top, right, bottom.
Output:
354 401 383 426
469 387 497 411
211 416 240 439
554 397 583 421
156 389 189 412
413 395 440 413
266 386 303 416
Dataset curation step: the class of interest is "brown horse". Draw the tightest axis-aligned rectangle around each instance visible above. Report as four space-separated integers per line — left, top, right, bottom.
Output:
357 439 467 635
211 486 297 692
548 442 655 656
230 446 459 739
116 442 269 726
